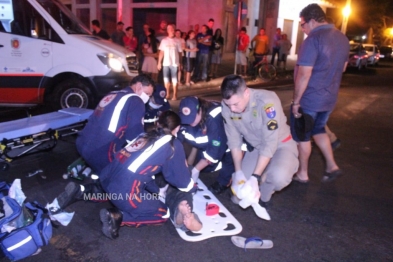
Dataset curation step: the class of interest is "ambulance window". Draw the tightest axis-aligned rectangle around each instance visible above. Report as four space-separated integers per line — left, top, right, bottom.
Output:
1 0 63 43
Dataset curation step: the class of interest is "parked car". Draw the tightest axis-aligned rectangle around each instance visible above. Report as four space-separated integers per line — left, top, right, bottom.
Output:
362 44 380 66
379 45 392 59
347 43 368 70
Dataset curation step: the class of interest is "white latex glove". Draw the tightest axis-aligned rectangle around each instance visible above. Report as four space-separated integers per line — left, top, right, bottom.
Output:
238 176 260 205
231 170 247 200
239 176 270 221
158 184 169 203
191 167 200 183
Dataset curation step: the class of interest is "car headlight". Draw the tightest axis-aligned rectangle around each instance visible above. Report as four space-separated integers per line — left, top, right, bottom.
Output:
97 53 124 72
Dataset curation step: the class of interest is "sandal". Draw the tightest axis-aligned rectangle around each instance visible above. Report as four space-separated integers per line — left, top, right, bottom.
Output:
322 169 343 183
231 236 273 251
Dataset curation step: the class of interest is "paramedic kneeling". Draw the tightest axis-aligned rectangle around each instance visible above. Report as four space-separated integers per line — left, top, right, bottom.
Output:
178 96 235 195
220 75 299 208
99 111 201 239
76 74 154 173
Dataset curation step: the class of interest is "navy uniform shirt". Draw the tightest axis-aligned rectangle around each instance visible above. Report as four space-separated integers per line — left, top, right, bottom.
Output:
177 102 227 164
76 88 145 173
143 101 171 131
100 134 196 200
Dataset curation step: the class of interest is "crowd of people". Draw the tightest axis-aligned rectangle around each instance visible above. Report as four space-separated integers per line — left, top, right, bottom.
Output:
91 18 225 100
54 3 346 241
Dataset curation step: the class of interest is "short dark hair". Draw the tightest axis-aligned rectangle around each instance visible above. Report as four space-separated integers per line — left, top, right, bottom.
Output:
208 18 214 22
130 74 155 89
125 26 133 31
240 27 247 33
92 20 100 27
300 3 326 23
220 75 246 100
117 21 124 25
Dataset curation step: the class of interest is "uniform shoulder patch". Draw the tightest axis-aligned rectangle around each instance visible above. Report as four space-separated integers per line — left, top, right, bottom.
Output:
264 103 276 119
267 120 278 130
99 93 117 108
212 140 221 146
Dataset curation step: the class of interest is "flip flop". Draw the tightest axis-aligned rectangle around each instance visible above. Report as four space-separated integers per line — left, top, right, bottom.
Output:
231 236 273 251
292 175 309 184
322 169 343 183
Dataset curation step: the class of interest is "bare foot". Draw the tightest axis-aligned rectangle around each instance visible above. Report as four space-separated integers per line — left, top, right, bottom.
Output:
171 97 178 101
176 200 202 231
183 213 202 231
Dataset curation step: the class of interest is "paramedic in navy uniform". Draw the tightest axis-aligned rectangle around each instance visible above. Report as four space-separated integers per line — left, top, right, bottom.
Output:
99 111 201 239
143 84 171 131
76 74 154 173
177 96 234 194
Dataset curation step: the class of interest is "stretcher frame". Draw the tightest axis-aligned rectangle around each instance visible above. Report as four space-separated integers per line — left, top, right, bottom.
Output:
0 108 93 170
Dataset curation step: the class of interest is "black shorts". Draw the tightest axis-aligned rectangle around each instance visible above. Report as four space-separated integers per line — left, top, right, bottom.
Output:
184 57 196 73
280 54 288 62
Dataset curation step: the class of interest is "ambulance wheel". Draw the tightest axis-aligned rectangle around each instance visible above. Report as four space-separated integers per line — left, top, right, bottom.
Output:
52 80 92 110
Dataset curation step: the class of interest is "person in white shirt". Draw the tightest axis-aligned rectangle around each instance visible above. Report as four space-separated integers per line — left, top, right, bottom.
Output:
157 24 183 101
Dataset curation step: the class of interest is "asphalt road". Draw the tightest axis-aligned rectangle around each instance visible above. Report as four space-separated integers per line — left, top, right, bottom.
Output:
0 60 392 262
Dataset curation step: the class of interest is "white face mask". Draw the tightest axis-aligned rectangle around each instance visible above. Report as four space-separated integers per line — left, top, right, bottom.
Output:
149 100 162 109
139 92 150 104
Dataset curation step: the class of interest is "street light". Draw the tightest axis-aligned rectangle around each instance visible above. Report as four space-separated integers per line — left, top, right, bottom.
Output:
341 0 351 34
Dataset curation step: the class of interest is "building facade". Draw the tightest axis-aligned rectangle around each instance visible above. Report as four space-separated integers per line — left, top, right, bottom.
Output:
62 0 341 56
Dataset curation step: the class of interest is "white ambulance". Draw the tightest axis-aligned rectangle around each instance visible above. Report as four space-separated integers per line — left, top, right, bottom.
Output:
0 0 138 109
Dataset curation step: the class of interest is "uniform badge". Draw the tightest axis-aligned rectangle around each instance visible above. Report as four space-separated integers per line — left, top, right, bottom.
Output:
159 90 166 98
253 109 257 118
212 140 221 146
267 120 278 130
264 104 276 119
182 107 191 116
99 94 116 108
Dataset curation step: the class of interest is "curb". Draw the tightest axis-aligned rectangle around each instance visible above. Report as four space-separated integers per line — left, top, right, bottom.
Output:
177 70 294 92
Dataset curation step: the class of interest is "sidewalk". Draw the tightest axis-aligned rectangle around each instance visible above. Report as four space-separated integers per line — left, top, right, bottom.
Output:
177 53 296 94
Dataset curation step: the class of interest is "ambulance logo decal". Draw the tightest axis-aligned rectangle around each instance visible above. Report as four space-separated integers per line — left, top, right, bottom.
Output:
11 38 20 49
182 107 191 116
99 94 116 108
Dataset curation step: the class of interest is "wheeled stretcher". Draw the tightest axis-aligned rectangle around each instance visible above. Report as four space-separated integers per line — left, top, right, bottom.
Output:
0 108 93 171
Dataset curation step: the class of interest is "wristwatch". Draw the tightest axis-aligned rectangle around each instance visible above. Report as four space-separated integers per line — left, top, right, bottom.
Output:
252 174 261 183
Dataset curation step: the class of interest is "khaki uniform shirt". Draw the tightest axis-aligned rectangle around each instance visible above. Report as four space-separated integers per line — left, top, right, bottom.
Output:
222 89 291 158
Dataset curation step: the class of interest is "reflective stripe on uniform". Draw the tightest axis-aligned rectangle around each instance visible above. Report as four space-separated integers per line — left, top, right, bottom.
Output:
144 116 158 123
177 179 195 192
203 151 218 163
108 94 138 133
128 135 172 172
181 130 208 144
209 107 221 118
214 161 222 171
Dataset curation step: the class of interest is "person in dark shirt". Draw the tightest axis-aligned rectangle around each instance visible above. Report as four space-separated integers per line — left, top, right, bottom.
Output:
91 19 110 40
111 21 126 46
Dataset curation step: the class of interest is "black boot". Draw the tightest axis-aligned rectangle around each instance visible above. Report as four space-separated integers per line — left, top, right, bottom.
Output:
100 207 123 239
208 181 229 195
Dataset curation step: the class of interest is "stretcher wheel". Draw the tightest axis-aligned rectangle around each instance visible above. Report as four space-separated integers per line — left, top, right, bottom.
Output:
0 162 9 171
